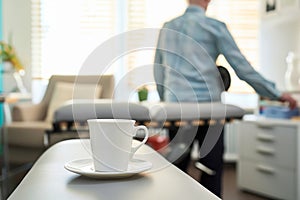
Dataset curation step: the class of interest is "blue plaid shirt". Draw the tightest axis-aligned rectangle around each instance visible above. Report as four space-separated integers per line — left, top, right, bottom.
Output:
154 5 281 102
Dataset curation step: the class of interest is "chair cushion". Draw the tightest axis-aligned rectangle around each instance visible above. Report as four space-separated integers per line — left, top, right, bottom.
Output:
6 121 52 148
45 82 102 122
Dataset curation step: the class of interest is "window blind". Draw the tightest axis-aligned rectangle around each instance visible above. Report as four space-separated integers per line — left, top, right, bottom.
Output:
31 0 259 93
124 0 186 90
125 0 146 89
31 0 116 79
207 0 260 93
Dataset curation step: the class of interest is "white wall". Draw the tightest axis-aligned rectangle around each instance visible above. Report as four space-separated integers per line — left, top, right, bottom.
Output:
259 10 300 91
2 0 31 93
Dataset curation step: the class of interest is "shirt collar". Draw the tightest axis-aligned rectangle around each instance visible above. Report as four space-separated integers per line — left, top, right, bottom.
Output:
185 5 206 16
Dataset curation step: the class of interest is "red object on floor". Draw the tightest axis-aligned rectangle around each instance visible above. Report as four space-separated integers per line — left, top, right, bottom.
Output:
147 135 169 151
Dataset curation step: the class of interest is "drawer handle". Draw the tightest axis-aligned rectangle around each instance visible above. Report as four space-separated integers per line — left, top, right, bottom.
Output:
256 134 275 142
256 122 275 128
256 147 275 155
256 165 275 174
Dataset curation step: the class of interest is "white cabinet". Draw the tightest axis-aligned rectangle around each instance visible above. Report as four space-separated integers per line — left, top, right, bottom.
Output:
237 116 300 200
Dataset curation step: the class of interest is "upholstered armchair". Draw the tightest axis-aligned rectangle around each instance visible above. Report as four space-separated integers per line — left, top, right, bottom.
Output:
5 75 114 165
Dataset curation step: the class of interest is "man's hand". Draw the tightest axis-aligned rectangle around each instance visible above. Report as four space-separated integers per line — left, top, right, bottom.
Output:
279 93 298 109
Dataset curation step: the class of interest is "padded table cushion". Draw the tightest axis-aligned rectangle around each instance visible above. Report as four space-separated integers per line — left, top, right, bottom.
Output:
144 102 245 121
53 100 245 123
53 99 151 122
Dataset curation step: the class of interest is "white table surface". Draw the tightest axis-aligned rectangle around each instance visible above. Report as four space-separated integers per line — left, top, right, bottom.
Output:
8 139 220 200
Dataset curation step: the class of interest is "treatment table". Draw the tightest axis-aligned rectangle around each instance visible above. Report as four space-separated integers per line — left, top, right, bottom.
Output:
46 100 244 163
47 100 244 142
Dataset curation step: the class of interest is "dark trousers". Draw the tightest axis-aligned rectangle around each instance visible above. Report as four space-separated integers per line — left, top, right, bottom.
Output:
170 124 224 198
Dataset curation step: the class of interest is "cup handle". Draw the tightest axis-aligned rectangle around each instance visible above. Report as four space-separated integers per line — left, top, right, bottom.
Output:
130 125 149 158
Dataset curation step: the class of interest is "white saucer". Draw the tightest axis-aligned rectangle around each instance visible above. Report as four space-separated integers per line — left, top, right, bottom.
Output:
64 158 152 179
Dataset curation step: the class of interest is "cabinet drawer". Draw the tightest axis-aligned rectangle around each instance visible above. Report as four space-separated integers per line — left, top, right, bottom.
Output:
238 160 296 200
238 122 296 168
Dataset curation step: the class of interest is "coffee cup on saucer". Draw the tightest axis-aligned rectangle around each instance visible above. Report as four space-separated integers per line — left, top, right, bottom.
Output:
87 119 149 172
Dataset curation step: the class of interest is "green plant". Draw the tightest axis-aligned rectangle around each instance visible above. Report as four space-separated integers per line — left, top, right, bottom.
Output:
138 86 148 102
0 41 24 72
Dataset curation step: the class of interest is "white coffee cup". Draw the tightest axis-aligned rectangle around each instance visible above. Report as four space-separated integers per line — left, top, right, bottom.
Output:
87 119 149 172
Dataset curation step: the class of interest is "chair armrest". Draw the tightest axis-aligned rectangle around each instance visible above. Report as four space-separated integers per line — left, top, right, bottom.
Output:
12 102 47 121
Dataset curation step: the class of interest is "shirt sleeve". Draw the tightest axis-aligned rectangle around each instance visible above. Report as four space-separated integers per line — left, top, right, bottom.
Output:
154 29 165 101
216 23 282 100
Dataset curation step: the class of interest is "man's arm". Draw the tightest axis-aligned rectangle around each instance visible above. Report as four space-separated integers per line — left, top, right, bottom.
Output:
216 23 297 108
154 48 165 101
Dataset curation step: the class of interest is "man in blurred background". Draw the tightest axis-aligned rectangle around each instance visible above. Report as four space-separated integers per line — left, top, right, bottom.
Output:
154 0 297 197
